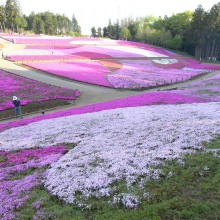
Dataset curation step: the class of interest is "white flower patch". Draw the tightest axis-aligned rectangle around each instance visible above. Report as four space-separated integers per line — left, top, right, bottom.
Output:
103 46 167 57
1 103 220 208
4 36 72 40
183 67 210 72
7 49 53 56
70 39 116 45
153 59 178 64
70 41 103 45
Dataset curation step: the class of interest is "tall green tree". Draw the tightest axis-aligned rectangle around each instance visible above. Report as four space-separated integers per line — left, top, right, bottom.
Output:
5 0 22 32
72 14 81 35
164 11 193 37
97 27 102 37
205 3 220 59
43 12 54 35
121 26 131 40
0 4 6 31
57 14 65 34
127 18 139 40
113 19 120 39
91 26 96 37
107 19 113 38
187 5 206 58
25 11 35 31
102 26 108 37
32 15 44 34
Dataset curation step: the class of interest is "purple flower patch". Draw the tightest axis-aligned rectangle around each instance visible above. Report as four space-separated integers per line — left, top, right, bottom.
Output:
0 145 67 219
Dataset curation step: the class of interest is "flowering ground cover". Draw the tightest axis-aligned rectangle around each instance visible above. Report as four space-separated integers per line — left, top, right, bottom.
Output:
1 34 220 218
8 42 173 59
0 102 220 212
8 45 168 61
171 71 220 101
152 57 220 70
117 40 181 56
0 145 68 220
26 44 79 49
24 61 112 87
7 54 84 62
7 49 53 56
5 35 220 89
21 58 220 89
7 53 114 62
107 59 213 89
2 35 104 45
70 38 118 46
67 45 168 58
0 69 79 111
0 91 205 133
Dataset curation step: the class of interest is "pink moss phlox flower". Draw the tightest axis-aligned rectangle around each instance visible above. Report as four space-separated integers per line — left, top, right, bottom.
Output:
0 91 205 133
0 69 78 111
24 61 112 87
0 173 40 220
169 72 220 102
1 102 218 208
0 145 66 219
6 145 66 165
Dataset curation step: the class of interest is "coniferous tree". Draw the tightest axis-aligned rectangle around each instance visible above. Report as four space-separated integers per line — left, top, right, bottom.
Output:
32 15 44 34
43 12 53 35
97 27 102 37
72 14 81 35
187 5 206 58
0 4 6 31
114 19 120 39
91 27 96 37
127 18 139 40
107 19 113 38
103 26 108 37
5 0 22 32
25 11 35 31
206 3 220 60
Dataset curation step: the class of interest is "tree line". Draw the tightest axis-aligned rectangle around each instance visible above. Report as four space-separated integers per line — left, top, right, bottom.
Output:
0 0 219 60
0 0 81 36
91 3 220 60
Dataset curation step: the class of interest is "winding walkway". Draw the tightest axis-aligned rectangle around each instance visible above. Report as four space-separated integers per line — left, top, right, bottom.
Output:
0 37 219 123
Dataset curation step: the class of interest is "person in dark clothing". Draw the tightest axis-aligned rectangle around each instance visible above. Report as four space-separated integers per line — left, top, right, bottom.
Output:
13 96 23 119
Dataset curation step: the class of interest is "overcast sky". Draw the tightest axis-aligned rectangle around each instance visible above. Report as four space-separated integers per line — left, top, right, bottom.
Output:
1 0 219 34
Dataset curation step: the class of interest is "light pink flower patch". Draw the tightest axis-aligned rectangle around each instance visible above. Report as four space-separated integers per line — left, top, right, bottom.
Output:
1 103 220 208
108 60 210 89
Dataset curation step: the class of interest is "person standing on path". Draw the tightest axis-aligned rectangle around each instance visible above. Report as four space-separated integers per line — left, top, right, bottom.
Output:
12 96 23 119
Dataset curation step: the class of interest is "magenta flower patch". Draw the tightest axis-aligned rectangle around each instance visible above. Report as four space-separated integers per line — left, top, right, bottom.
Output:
0 69 79 111
24 61 112 87
2 35 103 45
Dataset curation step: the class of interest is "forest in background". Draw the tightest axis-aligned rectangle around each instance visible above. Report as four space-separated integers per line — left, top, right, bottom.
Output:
0 0 219 60
95 3 220 60
0 0 81 36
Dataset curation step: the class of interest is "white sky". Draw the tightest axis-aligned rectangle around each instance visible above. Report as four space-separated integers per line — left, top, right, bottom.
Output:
1 0 219 35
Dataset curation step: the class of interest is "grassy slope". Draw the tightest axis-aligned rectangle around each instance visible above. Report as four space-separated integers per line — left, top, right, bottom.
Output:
15 137 220 220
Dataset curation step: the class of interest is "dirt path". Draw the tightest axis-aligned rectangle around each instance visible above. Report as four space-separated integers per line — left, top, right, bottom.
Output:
0 37 219 124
